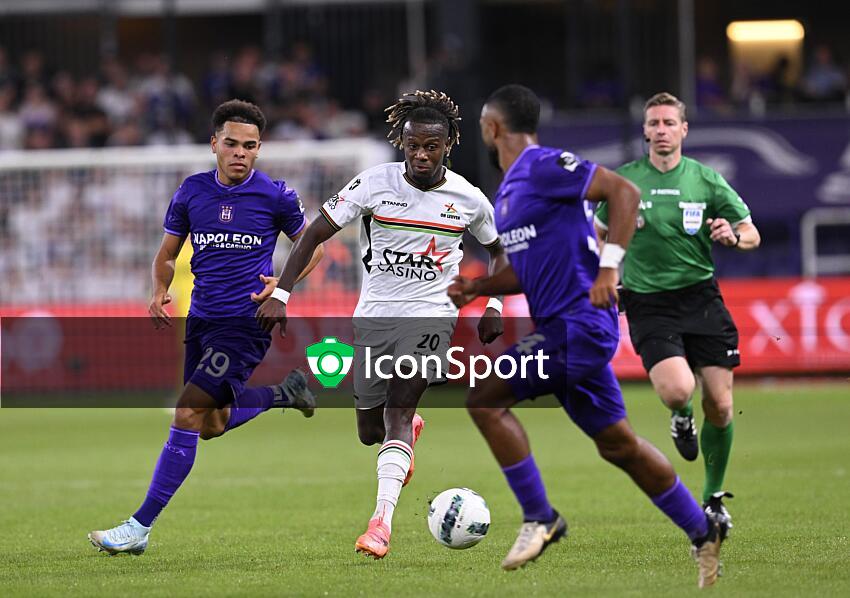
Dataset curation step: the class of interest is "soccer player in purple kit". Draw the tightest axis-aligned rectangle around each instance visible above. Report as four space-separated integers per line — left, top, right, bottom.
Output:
88 99 324 556
449 85 728 588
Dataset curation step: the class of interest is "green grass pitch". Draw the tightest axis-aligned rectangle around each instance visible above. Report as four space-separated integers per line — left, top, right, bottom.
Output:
1 382 849 596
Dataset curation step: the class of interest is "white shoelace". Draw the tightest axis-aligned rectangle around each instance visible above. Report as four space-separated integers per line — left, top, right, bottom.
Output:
105 520 142 543
671 415 695 437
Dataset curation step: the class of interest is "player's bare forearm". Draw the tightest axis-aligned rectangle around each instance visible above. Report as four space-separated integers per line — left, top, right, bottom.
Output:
476 242 507 344
258 219 335 336
586 166 639 249
585 169 636 309
485 241 509 302
251 225 326 304
149 233 185 328
151 234 184 292
151 256 176 295
477 263 522 297
294 240 325 284
735 222 760 250
277 217 336 292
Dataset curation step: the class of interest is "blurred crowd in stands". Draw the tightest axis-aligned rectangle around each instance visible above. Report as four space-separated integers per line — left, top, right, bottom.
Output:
553 44 848 114
1 38 846 305
0 43 370 152
695 44 848 114
1 42 848 152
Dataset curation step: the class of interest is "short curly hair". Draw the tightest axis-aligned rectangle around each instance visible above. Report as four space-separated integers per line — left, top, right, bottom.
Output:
384 90 461 152
211 99 267 134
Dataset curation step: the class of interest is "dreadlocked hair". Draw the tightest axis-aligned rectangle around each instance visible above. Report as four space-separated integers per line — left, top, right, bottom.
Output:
385 90 461 152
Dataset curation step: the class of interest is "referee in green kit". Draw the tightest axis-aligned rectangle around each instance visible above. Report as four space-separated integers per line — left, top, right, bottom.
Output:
595 92 760 531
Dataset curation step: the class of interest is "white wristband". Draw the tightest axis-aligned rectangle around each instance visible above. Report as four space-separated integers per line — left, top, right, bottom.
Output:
485 298 503 313
271 288 291 304
599 243 626 269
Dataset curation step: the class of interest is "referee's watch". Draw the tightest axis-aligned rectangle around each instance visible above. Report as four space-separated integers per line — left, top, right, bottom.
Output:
733 231 741 247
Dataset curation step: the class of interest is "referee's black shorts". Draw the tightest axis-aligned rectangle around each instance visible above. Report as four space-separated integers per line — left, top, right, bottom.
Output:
621 278 740 373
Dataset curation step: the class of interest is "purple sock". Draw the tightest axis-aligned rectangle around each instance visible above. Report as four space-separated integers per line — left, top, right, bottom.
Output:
223 387 275 432
502 454 556 522
651 477 709 542
133 426 200 527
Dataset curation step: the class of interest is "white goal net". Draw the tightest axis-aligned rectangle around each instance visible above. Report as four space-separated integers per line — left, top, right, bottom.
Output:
0 139 392 313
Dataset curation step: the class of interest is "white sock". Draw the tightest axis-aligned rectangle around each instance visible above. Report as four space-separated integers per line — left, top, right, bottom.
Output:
372 440 412 531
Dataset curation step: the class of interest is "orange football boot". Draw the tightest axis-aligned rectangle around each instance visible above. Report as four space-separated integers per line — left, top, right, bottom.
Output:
355 518 391 559
403 413 425 487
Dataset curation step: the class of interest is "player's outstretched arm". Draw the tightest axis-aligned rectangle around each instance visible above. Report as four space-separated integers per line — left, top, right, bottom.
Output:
585 166 640 308
478 241 509 344
251 220 326 303
256 217 337 336
291 219 326 283
149 232 186 329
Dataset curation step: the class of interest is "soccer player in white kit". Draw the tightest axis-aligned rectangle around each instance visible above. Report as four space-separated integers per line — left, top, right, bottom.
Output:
257 90 507 559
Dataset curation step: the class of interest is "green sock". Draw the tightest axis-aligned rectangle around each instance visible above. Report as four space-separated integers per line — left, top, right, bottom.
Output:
672 402 693 418
700 420 734 503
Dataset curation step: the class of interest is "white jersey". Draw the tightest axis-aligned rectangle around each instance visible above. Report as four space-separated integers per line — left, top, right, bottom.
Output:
320 162 499 318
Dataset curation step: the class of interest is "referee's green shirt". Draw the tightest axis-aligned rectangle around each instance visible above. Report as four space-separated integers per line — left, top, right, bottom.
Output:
595 155 751 293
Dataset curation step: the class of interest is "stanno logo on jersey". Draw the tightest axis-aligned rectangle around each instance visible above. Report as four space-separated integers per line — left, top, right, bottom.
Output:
382 199 408 207
650 188 681 196
219 204 234 223
500 224 537 254
375 236 449 281
440 203 462 221
348 178 361 190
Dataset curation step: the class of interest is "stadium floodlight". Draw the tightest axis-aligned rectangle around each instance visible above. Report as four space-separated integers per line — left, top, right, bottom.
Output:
726 20 805 43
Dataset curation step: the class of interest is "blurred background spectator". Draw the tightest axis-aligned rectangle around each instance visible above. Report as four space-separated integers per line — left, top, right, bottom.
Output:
799 44 847 103
0 42 370 151
0 2 847 153
695 56 731 114
0 0 848 307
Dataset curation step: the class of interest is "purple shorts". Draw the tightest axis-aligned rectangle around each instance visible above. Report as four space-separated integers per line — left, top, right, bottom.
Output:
183 315 272 406
504 316 627 438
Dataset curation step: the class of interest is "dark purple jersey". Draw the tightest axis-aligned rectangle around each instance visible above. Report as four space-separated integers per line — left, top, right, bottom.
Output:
163 169 305 318
494 145 616 330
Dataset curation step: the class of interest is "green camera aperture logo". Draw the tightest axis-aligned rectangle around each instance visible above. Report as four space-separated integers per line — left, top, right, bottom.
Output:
305 337 355 388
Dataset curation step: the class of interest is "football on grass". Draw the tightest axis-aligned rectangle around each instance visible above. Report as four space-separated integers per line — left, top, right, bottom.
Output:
428 488 490 549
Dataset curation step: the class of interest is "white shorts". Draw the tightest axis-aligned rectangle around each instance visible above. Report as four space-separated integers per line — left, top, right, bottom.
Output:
352 317 456 409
